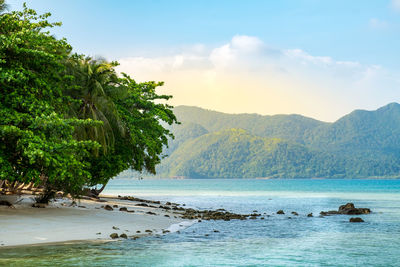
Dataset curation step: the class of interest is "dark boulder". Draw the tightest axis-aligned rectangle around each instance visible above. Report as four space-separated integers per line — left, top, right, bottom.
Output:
349 217 364 223
110 233 119 239
104 205 113 211
119 207 128 212
277 210 285 215
120 233 128 239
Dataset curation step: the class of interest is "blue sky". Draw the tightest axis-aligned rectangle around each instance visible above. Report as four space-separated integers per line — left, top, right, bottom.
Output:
8 0 400 121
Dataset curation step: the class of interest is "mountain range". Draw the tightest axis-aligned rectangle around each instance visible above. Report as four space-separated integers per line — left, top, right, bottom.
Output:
154 103 400 178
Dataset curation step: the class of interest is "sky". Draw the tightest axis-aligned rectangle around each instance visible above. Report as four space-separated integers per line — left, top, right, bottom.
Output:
8 0 400 122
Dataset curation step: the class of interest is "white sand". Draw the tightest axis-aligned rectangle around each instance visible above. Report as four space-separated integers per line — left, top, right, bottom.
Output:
0 195 191 247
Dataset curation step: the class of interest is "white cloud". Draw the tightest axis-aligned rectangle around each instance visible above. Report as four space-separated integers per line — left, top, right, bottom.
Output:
369 18 388 29
392 0 400 11
116 35 400 122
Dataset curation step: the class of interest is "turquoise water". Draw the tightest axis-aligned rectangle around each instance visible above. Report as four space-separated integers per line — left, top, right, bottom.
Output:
2 179 400 266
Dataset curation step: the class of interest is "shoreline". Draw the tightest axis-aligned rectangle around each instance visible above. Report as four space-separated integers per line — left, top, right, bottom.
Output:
0 194 193 248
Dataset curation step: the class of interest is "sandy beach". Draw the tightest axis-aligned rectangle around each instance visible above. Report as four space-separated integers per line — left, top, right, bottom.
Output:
0 195 191 247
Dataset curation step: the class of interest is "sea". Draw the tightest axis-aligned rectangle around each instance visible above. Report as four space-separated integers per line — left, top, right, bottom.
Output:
1 179 400 266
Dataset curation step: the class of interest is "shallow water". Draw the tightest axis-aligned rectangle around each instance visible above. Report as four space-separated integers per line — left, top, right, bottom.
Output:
1 179 400 266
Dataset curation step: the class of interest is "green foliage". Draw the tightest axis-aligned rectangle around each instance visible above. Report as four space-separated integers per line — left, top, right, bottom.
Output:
156 104 400 178
0 4 177 197
0 6 100 195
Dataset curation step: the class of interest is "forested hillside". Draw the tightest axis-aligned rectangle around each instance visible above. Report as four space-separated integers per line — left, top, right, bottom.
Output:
154 103 400 178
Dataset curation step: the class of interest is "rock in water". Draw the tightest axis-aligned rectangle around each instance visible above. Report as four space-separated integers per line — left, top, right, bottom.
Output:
349 217 364 223
277 210 285 215
104 205 113 211
110 233 119 239
320 203 371 216
120 233 128 239
307 213 313 217
119 207 128 211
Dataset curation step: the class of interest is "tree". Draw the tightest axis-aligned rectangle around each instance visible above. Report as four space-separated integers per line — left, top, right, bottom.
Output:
0 4 177 201
64 58 178 196
0 5 100 200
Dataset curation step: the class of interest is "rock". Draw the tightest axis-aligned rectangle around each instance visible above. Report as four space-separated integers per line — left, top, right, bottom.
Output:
277 210 285 215
162 230 170 234
112 226 119 230
113 205 118 208
146 211 156 215
320 203 371 216
0 200 14 208
32 203 46 208
120 233 128 239
127 210 135 213
119 207 128 212
104 205 113 211
307 213 313 217
110 233 119 239
349 217 364 223
78 205 86 208
69 201 77 207
96 232 101 235
166 202 172 205
145 230 152 233
213 230 220 233
260 217 265 220
291 211 299 216
136 230 141 233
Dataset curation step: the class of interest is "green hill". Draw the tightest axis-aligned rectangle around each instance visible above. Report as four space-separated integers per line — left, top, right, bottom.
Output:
154 103 400 178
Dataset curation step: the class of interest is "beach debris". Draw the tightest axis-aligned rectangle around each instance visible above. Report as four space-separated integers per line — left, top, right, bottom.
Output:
349 217 365 223
112 226 119 230
104 205 114 211
0 200 14 208
277 210 285 214
120 233 128 239
291 211 299 216
320 203 371 216
119 207 128 211
110 233 119 239
307 213 313 217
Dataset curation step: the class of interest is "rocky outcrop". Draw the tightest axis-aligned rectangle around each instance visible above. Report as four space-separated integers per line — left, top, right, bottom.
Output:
320 203 371 216
276 210 285 214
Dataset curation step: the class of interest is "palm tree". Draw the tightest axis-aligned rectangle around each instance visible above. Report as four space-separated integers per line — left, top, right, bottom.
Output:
64 56 125 154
